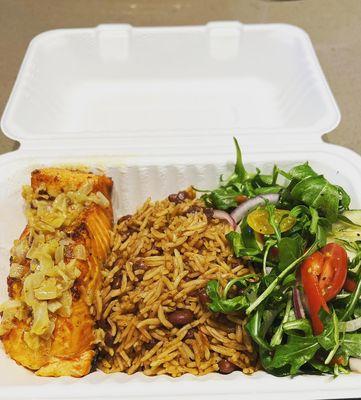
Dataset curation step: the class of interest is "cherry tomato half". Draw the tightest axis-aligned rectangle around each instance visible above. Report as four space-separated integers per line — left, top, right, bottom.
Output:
301 251 329 335
247 208 296 235
319 243 348 302
300 243 347 335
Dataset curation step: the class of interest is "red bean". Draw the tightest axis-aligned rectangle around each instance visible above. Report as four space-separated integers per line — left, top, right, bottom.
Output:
111 274 122 290
176 191 188 203
97 319 110 331
168 191 189 204
218 359 237 374
97 348 109 359
184 205 203 215
133 258 146 270
118 214 131 223
167 309 194 326
204 208 214 219
104 333 115 347
198 288 210 307
128 224 140 234
168 193 178 203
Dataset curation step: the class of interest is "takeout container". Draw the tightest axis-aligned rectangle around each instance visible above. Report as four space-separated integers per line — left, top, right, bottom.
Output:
1 22 361 399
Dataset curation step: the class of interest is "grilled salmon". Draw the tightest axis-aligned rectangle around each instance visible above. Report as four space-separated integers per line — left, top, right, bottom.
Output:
0 168 113 377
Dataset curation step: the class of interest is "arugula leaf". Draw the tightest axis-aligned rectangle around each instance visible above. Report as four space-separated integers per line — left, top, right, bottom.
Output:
341 271 361 321
278 163 316 207
246 310 272 351
309 360 334 374
260 307 284 338
289 204 311 218
270 293 292 346
282 272 297 288
262 239 277 275
223 274 258 298
254 186 283 195
246 241 319 315
253 167 282 195
283 319 313 336
287 162 318 181
324 311 341 364
336 185 351 211
199 139 283 210
350 249 361 274
240 218 261 249
264 204 282 242
264 314 339 376
258 174 274 186
341 333 361 358
309 207 319 235
288 161 318 181
316 218 332 246
226 231 261 258
270 335 320 375
278 235 303 271
206 280 251 313
233 136 247 181
203 186 240 210
317 314 338 351
291 176 340 222
280 163 350 224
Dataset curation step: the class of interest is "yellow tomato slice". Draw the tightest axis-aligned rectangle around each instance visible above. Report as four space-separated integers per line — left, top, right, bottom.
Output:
247 208 296 235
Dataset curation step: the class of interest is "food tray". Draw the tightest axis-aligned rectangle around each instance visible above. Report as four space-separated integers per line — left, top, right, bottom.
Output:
1 22 361 399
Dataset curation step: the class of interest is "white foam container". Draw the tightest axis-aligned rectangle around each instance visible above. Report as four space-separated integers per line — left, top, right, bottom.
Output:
1 22 361 399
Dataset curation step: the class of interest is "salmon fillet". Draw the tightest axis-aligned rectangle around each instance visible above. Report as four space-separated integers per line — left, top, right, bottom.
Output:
0 168 113 377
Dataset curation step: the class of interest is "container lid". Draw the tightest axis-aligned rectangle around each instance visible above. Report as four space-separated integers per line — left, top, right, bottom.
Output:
1 22 340 148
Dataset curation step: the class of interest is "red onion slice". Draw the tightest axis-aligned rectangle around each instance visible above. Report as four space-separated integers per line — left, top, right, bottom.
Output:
293 285 306 319
230 194 280 223
213 210 237 230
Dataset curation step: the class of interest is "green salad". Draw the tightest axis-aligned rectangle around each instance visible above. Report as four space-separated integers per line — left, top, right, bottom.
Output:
198 139 361 376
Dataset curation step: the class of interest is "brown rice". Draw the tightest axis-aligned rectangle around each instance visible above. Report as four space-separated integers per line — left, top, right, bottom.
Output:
96 188 259 377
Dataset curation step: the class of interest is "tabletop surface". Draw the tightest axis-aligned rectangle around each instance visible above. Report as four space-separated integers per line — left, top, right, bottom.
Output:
0 0 360 155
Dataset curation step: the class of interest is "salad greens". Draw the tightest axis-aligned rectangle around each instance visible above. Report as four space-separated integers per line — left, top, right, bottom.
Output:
201 140 282 211
199 138 361 376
